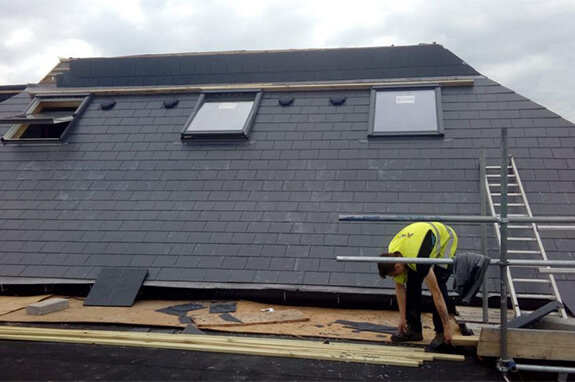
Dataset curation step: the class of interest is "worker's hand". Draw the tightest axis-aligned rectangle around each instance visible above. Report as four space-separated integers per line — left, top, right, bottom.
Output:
443 326 453 344
397 318 407 334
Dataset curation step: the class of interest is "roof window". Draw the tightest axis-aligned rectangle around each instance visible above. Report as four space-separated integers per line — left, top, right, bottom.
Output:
1 95 91 144
368 86 443 137
181 90 262 140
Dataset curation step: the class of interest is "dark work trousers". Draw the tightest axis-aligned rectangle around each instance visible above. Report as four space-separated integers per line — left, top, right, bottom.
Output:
405 231 455 334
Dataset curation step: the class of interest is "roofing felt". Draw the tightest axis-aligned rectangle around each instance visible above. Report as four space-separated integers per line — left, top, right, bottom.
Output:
57 45 479 88
1 76 574 297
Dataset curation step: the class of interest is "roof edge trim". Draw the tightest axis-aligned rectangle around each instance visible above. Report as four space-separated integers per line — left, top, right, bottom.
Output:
28 77 476 97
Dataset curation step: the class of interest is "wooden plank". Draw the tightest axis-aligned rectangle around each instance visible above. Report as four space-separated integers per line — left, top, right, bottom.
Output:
0 326 464 363
451 335 479 347
0 326 424 356
477 328 575 361
28 79 474 97
0 332 421 367
193 309 309 328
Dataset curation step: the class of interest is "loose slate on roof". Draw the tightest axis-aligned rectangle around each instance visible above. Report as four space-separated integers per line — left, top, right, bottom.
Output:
84 268 148 307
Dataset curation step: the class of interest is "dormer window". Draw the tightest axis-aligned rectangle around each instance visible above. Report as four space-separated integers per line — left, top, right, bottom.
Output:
368 85 443 137
1 95 91 143
181 90 262 140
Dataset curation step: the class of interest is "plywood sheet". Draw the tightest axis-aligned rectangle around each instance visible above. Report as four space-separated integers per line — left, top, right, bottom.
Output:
193 309 309 328
0 295 52 316
0 297 462 345
195 301 462 344
0 297 189 328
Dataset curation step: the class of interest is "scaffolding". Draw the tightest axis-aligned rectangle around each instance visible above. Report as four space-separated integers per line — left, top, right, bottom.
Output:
336 128 575 376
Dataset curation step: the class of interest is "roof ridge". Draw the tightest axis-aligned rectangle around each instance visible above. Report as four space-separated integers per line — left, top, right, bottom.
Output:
63 43 445 61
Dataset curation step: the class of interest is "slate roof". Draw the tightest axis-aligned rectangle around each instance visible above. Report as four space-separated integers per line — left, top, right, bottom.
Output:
0 45 574 299
0 85 26 103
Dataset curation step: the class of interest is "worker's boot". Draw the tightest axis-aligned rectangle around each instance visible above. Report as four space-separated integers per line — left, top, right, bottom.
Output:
425 333 457 353
390 328 423 342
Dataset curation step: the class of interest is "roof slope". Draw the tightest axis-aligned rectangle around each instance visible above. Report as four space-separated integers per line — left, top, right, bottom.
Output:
0 45 574 299
57 45 479 88
1 78 575 294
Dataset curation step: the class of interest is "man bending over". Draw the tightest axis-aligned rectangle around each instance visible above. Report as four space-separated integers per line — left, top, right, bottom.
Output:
378 222 457 348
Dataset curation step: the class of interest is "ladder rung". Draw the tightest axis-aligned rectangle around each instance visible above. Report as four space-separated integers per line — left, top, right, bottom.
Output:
487 174 516 177
489 183 519 187
508 214 528 217
508 225 532 229
491 193 522 196
508 250 541 254
515 294 556 300
512 279 550 284
493 203 526 207
538 268 575 274
508 237 536 241
486 166 512 169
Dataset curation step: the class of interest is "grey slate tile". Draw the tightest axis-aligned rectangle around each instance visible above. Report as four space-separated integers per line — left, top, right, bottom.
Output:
303 272 330 285
227 270 256 283
156 268 184 281
278 271 305 284
180 268 206 282
245 257 271 270
203 269 231 282
269 258 295 271
253 270 280 283
222 257 247 270
0 265 25 276
198 256 225 268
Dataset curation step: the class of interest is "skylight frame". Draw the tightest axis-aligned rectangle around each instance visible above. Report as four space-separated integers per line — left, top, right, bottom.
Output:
180 89 262 141
1 94 92 144
367 84 444 138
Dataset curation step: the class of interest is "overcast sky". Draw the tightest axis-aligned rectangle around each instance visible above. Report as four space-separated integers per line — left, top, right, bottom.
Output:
1 0 574 122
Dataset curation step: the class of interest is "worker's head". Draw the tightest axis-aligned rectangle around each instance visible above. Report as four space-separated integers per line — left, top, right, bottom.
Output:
377 252 405 279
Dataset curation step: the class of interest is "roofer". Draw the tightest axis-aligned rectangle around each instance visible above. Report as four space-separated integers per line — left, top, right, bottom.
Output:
377 222 457 348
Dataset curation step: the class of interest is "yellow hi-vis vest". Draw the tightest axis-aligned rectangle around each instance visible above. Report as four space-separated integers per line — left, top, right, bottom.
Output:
388 222 458 285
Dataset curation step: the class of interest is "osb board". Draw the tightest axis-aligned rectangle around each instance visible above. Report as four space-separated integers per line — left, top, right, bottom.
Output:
0 297 188 328
0 297 461 344
193 301 462 344
0 295 52 316
193 309 309 328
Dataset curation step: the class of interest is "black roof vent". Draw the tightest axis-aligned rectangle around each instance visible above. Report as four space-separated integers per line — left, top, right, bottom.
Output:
100 100 116 110
163 98 179 109
330 97 346 106
278 97 294 107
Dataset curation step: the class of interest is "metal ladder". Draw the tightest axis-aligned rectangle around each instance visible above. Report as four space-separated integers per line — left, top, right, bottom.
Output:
485 156 567 318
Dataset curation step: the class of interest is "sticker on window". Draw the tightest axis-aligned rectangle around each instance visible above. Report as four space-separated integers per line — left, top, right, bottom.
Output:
396 96 415 104
219 103 237 109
